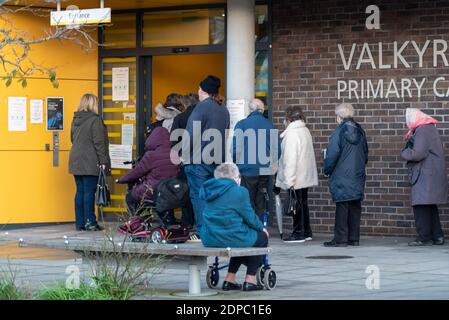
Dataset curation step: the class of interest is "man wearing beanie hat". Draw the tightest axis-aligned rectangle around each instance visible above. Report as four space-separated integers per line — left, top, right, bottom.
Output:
181 75 230 242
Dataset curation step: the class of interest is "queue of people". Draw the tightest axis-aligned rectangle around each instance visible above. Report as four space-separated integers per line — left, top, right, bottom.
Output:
68 75 447 255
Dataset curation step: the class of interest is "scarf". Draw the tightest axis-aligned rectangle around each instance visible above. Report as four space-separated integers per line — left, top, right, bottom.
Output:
405 108 438 140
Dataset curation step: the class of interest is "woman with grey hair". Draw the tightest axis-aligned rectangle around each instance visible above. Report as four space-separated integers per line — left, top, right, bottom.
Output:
323 103 369 247
199 163 270 291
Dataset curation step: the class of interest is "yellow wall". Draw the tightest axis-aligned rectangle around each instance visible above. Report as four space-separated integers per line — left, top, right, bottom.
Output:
0 12 98 224
152 53 225 115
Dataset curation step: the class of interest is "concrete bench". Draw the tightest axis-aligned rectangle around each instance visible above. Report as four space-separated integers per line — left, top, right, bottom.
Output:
18 237 272 296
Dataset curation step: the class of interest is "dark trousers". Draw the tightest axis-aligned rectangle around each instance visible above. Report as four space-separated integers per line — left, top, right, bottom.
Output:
413 205 444 242
179 165 195 226
74 175 98 228
241 175 271 220
334 200 362 243
228 232 268 276
293 188 312 237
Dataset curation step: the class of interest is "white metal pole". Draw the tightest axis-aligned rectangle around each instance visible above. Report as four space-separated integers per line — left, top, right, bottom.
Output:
188 264 201 295
56 0 61 11
100 0 104 8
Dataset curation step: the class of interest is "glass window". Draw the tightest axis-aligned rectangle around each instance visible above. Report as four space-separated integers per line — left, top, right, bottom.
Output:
103 14 136 48
142 9 225 47
255 5 269 43
255 50 269 113
101 57 137 214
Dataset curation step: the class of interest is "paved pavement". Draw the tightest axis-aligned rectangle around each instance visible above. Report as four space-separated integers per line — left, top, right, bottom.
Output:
1 223 448 300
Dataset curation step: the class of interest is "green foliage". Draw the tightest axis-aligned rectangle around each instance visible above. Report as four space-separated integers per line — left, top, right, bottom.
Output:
35 283 121 301
1 69 58 88
0 275 24 300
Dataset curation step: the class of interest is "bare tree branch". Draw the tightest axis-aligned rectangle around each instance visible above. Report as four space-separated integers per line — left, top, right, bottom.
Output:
0 1 107 87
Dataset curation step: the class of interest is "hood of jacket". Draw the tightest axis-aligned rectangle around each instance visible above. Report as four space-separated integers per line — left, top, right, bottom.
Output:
145 126 171 151
154 103 181 121
73 111 97 127
340 119 364 145
280 120 306 138
200 178 236 201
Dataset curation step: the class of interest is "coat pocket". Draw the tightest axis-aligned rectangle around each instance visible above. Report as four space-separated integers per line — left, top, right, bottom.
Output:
409 163 421 186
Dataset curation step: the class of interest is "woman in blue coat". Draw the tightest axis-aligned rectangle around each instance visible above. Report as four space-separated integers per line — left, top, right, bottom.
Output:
200 163 269 291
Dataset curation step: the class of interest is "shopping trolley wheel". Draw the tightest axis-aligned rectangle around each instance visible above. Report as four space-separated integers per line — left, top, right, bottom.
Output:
206 267 220 288
263 269 277 290
256 266 265 286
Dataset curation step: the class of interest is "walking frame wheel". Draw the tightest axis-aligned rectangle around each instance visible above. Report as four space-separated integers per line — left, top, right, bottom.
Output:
256 266 265 286
263 269 277 290
206 267 220 288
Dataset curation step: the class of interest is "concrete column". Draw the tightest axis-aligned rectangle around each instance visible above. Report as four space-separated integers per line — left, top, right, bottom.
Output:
226 0 255 119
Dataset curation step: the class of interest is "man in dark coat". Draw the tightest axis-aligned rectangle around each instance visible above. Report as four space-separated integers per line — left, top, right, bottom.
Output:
323 103 369 247
401 108 448 246
182 75 230 241
232 98 281 220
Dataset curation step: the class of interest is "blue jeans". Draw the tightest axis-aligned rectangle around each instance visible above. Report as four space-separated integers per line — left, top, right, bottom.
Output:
184 164 215 232
74 175 98 228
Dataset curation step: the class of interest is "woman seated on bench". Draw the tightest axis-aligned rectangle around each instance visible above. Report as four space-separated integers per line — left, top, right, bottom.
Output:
117 126 179 221
200 163 270 291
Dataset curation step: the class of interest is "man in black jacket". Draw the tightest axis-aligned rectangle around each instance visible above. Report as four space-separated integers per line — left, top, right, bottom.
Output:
323 103 369 247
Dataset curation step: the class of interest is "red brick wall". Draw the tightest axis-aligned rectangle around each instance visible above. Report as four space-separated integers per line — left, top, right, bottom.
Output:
272 0 449 237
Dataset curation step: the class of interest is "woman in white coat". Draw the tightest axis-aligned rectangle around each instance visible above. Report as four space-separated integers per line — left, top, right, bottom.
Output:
276 106 318 243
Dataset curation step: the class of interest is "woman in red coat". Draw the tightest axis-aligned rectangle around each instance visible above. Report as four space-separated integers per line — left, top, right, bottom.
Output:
117 126 179 214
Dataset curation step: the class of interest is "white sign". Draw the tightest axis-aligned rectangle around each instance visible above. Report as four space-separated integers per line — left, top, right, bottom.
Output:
30 99 44 124
109 144 133 169
121 124 134 145
227 99 246 130
112 67 129 101
50 8 111 26
8 97 27 131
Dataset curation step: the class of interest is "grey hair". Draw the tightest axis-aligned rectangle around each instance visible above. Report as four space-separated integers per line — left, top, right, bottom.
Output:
214 162 240 180
335 103 354 119
249 98 265 113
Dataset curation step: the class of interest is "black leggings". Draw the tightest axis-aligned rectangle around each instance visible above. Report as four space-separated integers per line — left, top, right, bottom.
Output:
228 232 268 276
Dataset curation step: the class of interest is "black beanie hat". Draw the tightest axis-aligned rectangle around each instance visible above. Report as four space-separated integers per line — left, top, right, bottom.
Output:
199 75 221 95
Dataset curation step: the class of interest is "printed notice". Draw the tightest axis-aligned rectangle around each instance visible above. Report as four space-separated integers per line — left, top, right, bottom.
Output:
227 99 246 130
30 99 44 124
8 97 27 131
109 144 133 169
121 124 134 145
112 67 129 101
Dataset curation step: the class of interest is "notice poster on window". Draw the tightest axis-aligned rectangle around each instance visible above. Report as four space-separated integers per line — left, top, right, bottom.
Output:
227 99 246 130
30 99 44 124
8 97 27 131
121 124 134 145
46 97 64 131
109 144 133 169
112 67 129 101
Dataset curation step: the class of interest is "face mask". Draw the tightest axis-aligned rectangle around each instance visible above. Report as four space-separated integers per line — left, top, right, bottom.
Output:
283 119 289 127
336 116 342 124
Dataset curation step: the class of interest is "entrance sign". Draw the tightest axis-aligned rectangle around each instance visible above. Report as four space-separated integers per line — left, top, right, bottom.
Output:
112 67 129 101
227 99 246 130
46 97 64 131
8 97 27 132
30 99 44 124
109 144 133 169
50 8 111 26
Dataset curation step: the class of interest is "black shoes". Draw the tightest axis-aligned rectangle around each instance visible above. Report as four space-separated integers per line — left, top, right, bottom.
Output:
85 223 104 231
283 233 306 243
323 240 348 247
348 240 360 246
222 281 242 291
408 239 433 246
433 237 445 245
242 282 264 291
76 226 86 231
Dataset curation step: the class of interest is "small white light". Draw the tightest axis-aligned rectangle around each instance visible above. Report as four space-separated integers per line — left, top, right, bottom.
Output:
118 243 122 247
174 245 178 249
4 232 9 235
19 238 24 243
63 235 68 240
162 240 167 244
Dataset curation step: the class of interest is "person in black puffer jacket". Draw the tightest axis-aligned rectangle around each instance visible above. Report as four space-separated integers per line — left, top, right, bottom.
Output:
323 103 368 247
